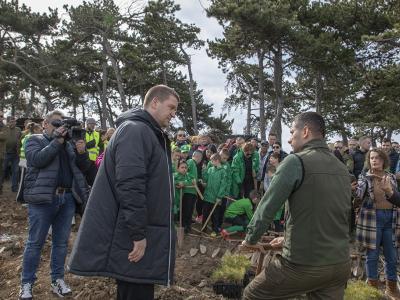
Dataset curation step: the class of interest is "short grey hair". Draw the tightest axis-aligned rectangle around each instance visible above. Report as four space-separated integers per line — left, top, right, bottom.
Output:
45 110 64 121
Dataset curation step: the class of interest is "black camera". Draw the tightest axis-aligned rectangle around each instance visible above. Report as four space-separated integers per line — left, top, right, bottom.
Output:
51 118 86 142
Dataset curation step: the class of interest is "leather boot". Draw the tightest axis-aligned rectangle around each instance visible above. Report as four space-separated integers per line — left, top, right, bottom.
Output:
385 280 400 300
367 278 379 289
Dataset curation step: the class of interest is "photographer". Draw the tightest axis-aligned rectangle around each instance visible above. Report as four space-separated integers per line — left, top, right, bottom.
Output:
19 110 89 300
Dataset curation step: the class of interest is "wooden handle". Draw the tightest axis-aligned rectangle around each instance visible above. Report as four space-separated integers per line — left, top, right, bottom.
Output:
201 200 220 232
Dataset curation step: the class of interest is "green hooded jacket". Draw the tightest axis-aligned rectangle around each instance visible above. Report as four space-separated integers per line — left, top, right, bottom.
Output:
203 165 227 204
231 150 259 197
173 172 196 214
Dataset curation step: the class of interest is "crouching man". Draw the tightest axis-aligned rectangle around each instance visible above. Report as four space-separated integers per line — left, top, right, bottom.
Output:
19 110 89 300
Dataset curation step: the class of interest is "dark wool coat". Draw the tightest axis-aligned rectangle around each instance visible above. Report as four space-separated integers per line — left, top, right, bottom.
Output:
68 109 176 286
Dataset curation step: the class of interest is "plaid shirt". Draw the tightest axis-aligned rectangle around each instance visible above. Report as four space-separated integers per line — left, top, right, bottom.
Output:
355 172 400 249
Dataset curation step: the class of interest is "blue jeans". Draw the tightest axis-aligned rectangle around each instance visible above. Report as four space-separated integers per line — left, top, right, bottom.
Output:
2 152 20 192
366 209 398 281
21 193 76 284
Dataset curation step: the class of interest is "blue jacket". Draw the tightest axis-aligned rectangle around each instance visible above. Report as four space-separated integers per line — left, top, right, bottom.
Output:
23 133 89 205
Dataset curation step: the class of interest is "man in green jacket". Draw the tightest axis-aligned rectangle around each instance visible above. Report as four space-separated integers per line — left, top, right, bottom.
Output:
242 112 351 300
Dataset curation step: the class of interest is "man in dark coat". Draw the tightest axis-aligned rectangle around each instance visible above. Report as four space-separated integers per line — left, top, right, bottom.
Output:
382 138 399 174
352 136 371 179
68 85 179 300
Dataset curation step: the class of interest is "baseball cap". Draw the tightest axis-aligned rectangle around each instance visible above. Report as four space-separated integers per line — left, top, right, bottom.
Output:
261 141 269 146
180 144 191 153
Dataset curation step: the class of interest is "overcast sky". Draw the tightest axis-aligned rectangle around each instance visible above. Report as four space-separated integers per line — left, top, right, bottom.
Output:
21 0 294 151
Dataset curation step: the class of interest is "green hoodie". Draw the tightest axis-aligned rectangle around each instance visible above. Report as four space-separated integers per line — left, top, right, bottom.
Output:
173 172 196 214
224 198 253 220
231 149 259 197
222 161 233 197
203 165 227 204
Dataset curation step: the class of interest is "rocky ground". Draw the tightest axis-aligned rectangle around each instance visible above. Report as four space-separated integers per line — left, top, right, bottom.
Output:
0 181 390 300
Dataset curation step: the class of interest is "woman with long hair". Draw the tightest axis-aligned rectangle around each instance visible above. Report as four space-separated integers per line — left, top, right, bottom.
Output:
355 148 400 299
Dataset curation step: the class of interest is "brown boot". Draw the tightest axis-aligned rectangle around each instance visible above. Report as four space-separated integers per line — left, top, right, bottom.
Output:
385 280 400 300
367 278 379 289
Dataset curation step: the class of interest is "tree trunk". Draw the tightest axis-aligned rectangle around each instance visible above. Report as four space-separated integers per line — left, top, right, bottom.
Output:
180 46 198 135
106 98 115 127
95 97 104 128
96 56 113 128
72 102 77 119
81 103 86 124
315 70 323 114
160 60 167 85
103 36 128 111
25 85 35 117
257 49 266 141
245 86 252 136
269 44 284 143
387 128 393 140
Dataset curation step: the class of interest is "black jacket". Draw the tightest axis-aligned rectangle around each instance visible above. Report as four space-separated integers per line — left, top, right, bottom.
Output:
388 149 399 174
23 133 89 206
352 149 367 179
68 109 176 286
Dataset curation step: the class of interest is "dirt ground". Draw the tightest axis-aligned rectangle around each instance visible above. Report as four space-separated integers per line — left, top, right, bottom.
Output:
0 182 249 300
0 181 388 300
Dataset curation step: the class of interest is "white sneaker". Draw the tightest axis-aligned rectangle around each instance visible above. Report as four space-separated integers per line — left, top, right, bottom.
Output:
51 279 72 297
19 283 33 300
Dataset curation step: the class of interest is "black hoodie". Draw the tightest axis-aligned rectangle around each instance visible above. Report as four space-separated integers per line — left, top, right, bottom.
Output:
68 109 176 286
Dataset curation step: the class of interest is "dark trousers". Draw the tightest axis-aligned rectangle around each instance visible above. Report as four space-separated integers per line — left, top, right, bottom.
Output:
202 201 220 233
182 193 197 229
116 280 154 300
195 184 204 216
1 152 19 192
241 179 254 198
225 214 249 228
217 197 228 228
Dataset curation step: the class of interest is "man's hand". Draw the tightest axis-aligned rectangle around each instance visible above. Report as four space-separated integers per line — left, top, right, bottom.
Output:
75 139 86 154
240 240 267 254
128 238 147 263
54 127 67 144
269 237 284 249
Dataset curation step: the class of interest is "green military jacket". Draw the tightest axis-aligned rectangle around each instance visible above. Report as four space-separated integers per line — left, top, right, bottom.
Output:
246 139 351 266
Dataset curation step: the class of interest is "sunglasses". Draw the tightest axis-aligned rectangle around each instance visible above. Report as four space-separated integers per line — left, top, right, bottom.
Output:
273 146 280 149
335 146 343 150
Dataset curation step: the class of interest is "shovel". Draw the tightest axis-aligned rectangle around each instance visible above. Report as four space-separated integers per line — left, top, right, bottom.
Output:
201 199 221 232
177 188 184 248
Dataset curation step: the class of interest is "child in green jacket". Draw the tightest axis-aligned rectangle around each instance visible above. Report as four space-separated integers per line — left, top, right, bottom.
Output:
173 159 197 233
217 149 232 229
202 153 227 236
222 190 260 235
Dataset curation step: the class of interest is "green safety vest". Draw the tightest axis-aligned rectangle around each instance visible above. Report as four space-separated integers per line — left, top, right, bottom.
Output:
20 133 31 160
85 131 100 161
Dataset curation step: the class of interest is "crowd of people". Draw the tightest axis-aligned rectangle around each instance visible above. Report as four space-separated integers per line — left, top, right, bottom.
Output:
1 84 400 300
